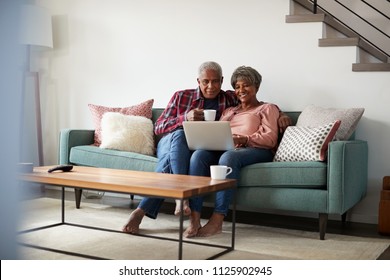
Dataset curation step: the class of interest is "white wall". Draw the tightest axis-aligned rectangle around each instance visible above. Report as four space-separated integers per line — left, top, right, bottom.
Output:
30 0 390 224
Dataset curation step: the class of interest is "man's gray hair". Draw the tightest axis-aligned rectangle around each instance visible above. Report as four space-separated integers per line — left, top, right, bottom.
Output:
198 61 223 78
231 66 262 90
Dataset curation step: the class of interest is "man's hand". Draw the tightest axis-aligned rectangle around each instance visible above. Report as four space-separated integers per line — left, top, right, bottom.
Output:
278 112 292 133
186 109 204 121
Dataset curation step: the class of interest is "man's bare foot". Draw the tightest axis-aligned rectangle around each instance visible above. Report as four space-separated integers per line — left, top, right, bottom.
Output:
196 213 224 237
183 211 201 238
174 199 191 216
122 208 145 234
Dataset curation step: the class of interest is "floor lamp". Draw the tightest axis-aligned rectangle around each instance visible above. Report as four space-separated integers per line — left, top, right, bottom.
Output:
19 4 53 167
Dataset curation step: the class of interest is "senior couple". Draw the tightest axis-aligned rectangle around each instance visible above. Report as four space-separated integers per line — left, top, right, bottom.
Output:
122 61 291 238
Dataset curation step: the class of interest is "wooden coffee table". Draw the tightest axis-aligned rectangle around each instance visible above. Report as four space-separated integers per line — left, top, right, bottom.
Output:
19 165 237 260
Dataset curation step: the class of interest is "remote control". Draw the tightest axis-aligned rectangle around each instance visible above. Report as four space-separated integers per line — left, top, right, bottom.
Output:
48 165 74 173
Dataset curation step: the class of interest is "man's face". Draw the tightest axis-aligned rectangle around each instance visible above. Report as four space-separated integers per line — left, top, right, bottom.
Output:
197 69 223 99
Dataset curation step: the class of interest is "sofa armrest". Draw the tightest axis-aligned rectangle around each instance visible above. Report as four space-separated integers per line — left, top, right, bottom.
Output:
327 140 368 214
59 129 95 164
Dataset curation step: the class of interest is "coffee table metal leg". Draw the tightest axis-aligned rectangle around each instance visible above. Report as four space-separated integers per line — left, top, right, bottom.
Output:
61 187 65 224
178 198 184 260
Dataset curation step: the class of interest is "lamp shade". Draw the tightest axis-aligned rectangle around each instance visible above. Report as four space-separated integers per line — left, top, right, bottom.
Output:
19 4 53 48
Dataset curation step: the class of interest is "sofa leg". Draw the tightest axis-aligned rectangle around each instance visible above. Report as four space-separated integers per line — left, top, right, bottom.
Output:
75 188 82 209
341 212 347 223
319 213 328 240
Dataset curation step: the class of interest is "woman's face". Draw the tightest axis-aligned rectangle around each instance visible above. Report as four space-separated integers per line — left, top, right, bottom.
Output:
234 79 258 103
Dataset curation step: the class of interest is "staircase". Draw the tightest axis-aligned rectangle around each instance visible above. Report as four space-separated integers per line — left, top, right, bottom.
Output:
286 0 390 72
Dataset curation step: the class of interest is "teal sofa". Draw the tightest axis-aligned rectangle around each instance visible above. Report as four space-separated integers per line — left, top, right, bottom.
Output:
59 109 368 240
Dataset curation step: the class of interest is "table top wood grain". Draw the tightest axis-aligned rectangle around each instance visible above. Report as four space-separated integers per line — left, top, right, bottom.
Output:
19 166 236 199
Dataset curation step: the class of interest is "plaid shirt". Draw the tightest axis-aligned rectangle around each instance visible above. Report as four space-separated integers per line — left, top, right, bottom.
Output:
154 87 239 135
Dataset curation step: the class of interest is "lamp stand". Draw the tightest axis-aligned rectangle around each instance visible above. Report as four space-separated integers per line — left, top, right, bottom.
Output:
20 46 44 178
32 70 44 167
19 4 52 194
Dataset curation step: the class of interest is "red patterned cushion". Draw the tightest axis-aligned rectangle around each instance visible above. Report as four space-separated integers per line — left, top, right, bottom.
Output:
88 99 154 146
273 120 341 162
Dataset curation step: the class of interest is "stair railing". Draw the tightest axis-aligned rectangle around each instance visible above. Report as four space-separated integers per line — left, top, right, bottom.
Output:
309 0 389 57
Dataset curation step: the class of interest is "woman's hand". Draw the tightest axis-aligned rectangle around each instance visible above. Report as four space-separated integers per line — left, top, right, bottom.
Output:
278 112 292 133
233 134 248 148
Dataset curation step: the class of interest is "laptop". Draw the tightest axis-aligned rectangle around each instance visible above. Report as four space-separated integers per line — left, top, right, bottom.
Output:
182 121 235 151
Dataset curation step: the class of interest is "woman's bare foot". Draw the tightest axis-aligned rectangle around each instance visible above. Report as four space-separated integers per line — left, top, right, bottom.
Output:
196 213 224 237
174 199 191 216
183 211 201 238
122 208 145 234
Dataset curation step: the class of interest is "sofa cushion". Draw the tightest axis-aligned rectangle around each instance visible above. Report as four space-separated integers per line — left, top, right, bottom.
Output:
296 105 364 140
273 121 341 162
69 145 158 172
239 161 327 189
88 99 154 146
236 187 328 213
100 112 155 156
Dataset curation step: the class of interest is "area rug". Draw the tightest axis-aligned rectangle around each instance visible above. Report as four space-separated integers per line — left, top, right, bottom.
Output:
17 198 389 260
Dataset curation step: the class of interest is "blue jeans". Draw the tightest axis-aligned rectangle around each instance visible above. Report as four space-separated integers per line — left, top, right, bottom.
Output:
189 148 273 216
138 129 191 219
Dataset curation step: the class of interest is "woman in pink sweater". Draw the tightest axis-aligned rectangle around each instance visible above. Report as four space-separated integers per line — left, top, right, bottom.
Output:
184 66 280 238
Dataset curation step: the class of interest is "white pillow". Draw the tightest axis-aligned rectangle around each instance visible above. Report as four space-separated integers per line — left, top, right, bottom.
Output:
100 112 155 156
273 120 341 162
296 105 364 140
88 99 154 146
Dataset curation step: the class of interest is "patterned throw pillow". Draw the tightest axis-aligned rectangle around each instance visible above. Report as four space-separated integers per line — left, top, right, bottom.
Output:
296 105 364 140
273 120 341 162
88 99 154 146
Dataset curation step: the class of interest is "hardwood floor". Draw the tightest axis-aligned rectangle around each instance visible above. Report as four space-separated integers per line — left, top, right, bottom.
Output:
28 187 390 260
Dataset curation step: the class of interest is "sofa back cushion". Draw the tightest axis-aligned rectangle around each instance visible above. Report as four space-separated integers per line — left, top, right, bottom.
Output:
283 112 301 125
152 108 164 123
152 108 165 145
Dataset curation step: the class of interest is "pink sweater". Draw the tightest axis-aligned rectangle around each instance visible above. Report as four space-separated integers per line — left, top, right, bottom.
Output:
220 103 279 149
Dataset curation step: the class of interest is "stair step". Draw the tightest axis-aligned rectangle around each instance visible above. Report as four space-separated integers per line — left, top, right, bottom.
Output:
352 63 390 72
319 38 359 47
285 14 325 23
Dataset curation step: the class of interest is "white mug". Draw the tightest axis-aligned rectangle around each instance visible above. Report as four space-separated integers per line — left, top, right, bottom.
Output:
210 165 233 180
203 109 216 121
